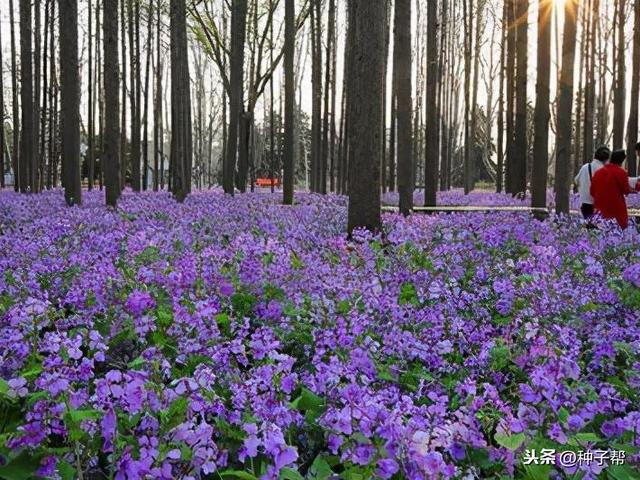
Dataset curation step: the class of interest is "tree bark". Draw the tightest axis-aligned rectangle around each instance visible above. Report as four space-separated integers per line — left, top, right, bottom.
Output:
424 0 438 207
396 0 413 214
59 0 82 205
224 0 248 194
512 0 528 195
283 0 295 204
0 23 4 188
104 0 121 206
19 0 34 193
531 0 552 210
555 0 579 214
153 0 162 190
170 0 192 202
612 0 625 150
9 0 20 191
627 0 640 177
347 0 384 235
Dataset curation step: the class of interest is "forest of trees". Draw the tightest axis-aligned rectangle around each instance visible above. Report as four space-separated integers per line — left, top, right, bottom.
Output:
1 0 640 231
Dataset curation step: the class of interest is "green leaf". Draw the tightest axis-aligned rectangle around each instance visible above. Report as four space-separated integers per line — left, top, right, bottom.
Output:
398 282 419 306
570 432 603 444
279 468 304 480
557 407 569 424
68 409 102 422
608 464 640 480
219 470 258 480
0 451 45 480
308 455 334 480
0 378 9 396
494 432 526 451
57 460 76 480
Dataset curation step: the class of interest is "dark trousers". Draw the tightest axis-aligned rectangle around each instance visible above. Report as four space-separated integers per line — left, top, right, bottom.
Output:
581 203 595 219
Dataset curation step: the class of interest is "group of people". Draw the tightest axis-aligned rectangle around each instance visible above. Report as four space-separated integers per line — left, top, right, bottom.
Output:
574 145 640 229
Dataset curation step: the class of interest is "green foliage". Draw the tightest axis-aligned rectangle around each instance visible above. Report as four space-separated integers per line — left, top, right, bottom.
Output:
398 282 419 306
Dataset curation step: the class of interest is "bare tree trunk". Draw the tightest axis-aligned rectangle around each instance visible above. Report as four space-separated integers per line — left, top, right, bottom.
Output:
347 0 384 235
396 0 413 214
555 0 579 214
104 0 121 206
153 0 162 190
496 0 506 193
169 0 192 202
512 0 529 195
627 0 640 177
310 0 323 193
0 24 4 188
582 0 597 165
60 0 82 205
19 0 34 193
505 0 515 193
424 0 438 206
322 0 335 194
48 0 57 189
88 0 95 190
283 0 295 204
612 0 625 149
143 0 152 190
10 0 20 191
224 0 248 195
120 0 127 189
33 0 41 192
531 0 552 209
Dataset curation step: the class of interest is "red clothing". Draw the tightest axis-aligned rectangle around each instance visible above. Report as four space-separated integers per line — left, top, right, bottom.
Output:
590 164 632 229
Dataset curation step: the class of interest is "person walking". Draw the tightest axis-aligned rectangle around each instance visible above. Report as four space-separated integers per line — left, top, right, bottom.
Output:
590 150 640 229
574 145 610 220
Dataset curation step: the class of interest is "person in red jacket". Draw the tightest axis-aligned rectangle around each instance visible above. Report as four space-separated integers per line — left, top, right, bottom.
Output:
590 150 639 229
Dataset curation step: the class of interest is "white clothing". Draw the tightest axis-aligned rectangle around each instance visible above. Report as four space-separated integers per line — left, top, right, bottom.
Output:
574 159 604 205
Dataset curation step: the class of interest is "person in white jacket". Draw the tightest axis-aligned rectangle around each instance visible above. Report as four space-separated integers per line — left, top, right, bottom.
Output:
574 145 610 219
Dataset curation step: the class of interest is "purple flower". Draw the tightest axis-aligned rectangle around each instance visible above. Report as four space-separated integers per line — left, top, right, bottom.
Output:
376 458 399 479
125 290 156 317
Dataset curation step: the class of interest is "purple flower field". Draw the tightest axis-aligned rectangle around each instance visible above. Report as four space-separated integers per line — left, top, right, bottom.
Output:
1 189 639 479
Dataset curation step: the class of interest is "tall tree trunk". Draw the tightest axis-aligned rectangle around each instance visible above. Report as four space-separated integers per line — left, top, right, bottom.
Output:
10 0 20 191
224 0 248 194
531 0 551 210
283 0 295 204
88 0 95 190
512 0 528 195
33 0 41 193
120 0 127 189
153 0 162 190
347 0 384 235
462 0 472 194
469 0 483 194
627 0 640 177
60 0 82 205
505 0 516 193
104 0 121 206
0 23 4 188
424 0 439 206
582 0 598 165
128 0 141 191
322 0 335 195
612 0 625 150
310 0 323 193
19 0 34 193
48 0 56 189
395 0 413 214
169 0 192 202
555 0 579 214
496 0 507 193
143 0 152 191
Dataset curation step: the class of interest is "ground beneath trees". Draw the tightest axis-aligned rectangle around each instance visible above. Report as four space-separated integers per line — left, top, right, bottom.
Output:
0 190 639 479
